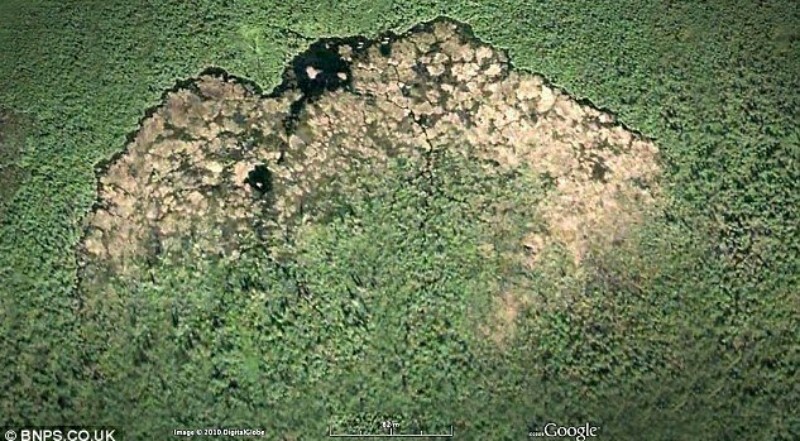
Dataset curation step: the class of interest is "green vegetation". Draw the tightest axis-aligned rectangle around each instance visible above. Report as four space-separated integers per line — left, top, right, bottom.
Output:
0 108 29 218
1 1 797 439
79 152 547 438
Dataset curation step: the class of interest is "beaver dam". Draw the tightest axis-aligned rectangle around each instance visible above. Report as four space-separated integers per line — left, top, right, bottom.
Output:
78 18 660 340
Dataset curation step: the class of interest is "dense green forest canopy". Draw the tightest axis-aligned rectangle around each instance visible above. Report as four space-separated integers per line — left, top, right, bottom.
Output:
0 1 797 439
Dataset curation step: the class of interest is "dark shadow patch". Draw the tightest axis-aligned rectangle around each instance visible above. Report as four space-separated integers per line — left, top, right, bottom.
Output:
539 172 558 191
590 159 611 183
577 144 612 183
630 176 652 191
245 164 273 195
290 41 352 99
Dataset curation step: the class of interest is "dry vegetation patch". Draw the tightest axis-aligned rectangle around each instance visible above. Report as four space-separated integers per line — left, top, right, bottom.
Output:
78 20 661 339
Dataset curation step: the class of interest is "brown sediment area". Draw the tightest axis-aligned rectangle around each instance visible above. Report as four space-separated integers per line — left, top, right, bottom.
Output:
78 19 661 330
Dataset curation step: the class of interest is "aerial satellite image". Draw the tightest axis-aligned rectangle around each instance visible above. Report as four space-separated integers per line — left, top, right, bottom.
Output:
1 1 798 440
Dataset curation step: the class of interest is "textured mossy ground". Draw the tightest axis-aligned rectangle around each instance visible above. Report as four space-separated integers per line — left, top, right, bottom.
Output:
1 1 798 439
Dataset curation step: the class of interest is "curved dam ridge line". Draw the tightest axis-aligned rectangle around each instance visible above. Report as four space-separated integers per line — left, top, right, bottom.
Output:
94 16 655 182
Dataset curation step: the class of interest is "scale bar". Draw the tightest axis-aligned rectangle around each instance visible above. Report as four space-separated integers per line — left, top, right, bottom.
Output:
329 426 454 438
328 435 453 438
